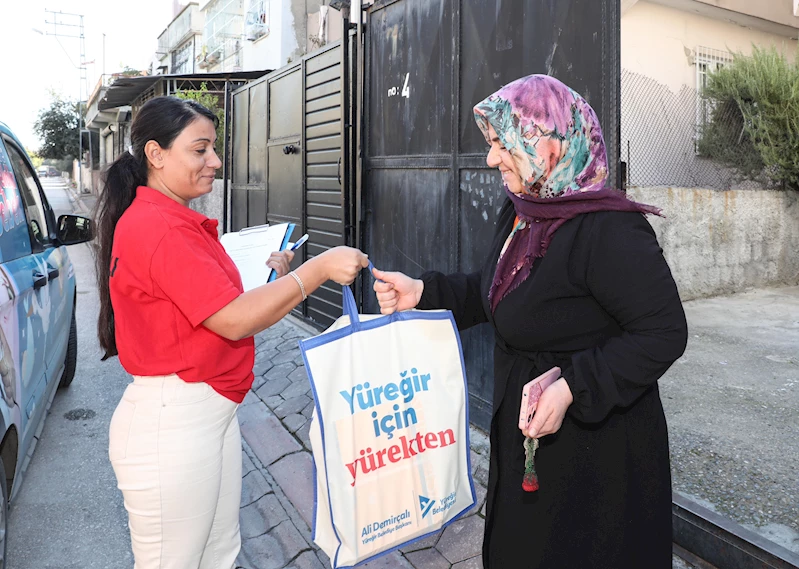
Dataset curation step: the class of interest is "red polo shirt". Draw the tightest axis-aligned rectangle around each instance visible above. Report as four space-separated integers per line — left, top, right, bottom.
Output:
109 186 254 403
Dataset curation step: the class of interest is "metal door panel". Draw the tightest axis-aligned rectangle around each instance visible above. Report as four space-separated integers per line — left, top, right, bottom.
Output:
307 149 341 165
306 81 341 103
306 107 341 127
363 168 454 312
307 164 339 178
266 146 302 223
306 121 342 140
306 65 341 88
307 202 342 218
306 178 341 191
232 91 249 185
247 189 267 227
459 0 618 165
230 188 248 231
367 0 453 157
307 214 343 235
306 93 342 114
307 294 341 327
269 71 302 140
306 135 342 152
310 283 344 306
248 82 267 185
457 168 507 428
306 240 342 260
306 190 342 205
458 169 506 268
307 47 341 73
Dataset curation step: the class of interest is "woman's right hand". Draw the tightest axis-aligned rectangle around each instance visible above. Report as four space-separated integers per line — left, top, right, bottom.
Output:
318 246 370 285
372 268 424 314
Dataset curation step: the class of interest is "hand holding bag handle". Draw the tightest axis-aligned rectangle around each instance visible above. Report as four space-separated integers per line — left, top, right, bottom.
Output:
341 260 378 331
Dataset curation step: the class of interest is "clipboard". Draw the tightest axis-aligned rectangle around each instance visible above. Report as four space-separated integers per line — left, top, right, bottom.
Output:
220 222 296 291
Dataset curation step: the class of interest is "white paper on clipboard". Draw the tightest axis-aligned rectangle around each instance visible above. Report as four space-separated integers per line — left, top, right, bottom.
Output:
220 222 295 291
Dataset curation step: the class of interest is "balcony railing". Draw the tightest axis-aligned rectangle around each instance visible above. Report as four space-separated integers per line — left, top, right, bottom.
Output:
87 74 117 108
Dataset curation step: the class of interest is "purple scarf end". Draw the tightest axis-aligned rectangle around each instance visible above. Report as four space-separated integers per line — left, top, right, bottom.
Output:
489 187 661 313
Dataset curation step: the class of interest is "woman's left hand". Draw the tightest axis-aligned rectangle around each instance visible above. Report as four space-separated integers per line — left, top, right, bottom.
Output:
266 250 295 279
523 378 574 439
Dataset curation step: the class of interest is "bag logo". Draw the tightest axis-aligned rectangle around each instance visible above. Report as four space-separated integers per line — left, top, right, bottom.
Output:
419 495 435 518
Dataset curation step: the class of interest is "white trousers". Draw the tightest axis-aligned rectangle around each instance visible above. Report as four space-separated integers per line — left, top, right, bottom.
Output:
109 375 242 569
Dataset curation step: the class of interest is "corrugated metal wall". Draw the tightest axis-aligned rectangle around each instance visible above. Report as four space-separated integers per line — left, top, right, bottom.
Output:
230 42 348 328
361 0 621 430
304 46 347 326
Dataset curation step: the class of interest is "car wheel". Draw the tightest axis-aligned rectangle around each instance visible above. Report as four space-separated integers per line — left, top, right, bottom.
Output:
59 307 78 388
0 456 8 568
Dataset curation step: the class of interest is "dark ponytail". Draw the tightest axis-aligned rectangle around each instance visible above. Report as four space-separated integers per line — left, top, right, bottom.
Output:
94 96 218 359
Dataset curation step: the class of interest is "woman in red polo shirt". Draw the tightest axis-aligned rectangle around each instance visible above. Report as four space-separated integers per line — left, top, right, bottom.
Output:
94 96 368 569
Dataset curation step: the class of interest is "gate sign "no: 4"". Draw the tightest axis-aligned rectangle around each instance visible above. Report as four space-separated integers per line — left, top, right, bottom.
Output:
387 73 410 99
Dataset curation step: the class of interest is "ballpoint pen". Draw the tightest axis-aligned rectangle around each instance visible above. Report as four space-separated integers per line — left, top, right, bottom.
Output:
290 233 309 251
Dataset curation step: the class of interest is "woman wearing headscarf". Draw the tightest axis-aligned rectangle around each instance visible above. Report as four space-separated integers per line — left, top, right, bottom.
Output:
372 75 688 568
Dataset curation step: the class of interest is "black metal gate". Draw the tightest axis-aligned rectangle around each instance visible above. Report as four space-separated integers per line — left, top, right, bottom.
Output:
230 40 354 327
360 0 621 429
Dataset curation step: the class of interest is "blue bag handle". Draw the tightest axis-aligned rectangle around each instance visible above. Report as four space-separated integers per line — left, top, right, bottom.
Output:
341 260 377 330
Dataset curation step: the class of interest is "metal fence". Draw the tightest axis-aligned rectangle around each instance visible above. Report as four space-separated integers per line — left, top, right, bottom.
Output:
620 69 764 190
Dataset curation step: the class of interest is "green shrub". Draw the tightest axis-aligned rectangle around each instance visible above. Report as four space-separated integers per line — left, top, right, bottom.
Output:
698 46 799 189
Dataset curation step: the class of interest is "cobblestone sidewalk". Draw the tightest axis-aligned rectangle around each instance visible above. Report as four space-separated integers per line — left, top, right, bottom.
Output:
235 318 490 569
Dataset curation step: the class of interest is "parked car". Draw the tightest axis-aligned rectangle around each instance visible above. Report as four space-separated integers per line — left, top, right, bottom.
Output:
36 166 59 178
0 121 94 567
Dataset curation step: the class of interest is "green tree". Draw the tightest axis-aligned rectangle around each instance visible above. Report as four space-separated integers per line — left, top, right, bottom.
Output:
26 148 43 169
34 92 80 160
119 64 148 77
175 83 225 178
698 46 799 189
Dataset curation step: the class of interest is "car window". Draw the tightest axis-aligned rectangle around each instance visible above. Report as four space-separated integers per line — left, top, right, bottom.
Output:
0 139 33 263
5 143 51 252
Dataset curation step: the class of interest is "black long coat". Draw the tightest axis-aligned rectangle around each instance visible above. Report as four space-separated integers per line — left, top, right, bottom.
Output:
418 200 688 569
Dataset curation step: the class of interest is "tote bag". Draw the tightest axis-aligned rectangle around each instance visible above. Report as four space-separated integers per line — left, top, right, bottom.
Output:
301 285 476 568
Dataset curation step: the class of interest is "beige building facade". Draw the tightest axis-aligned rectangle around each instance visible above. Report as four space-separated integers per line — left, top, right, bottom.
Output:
620 0 798 189
623 0 796 94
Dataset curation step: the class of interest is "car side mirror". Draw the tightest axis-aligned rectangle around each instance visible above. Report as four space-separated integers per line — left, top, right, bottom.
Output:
56 214 94 246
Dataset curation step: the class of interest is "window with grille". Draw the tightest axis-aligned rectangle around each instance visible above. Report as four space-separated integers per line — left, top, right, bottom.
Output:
695 46 733 138
245 0 269 40
172 40 194 74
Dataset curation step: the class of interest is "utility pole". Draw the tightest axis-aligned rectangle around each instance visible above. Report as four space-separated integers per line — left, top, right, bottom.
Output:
42 10 87 192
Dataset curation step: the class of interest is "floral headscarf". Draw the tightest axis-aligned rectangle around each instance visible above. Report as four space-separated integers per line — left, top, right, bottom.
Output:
473 74 660 312
474 74 608 198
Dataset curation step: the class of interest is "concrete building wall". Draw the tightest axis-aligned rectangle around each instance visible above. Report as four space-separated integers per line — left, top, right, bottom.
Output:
687 0 799 29
620 1 797 189
622 1 796 94
629 187 799 300
307 7 342 53
241 0 332 70
283 0 302 63
242 34 283 71
242 0 285 70
190 179 226 227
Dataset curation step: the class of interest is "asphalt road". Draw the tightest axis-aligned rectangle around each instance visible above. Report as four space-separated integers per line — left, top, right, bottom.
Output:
662 286 799 553
7 178 133 568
